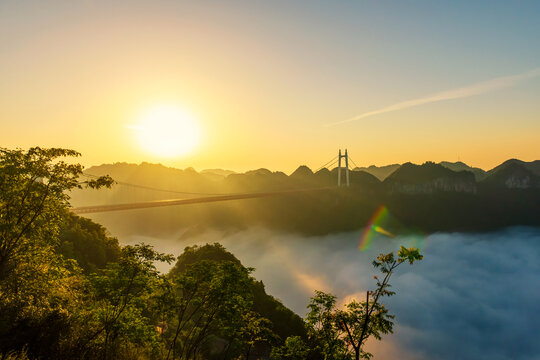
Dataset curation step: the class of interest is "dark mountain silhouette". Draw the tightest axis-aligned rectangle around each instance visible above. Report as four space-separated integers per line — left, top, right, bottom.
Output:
341 168 382 188
482 162 540 189
73 159 540 237
290 165 314 178
384 162 476 194
353 164 400 180
357 161 491 181
439 161 486 180
487 159 540 177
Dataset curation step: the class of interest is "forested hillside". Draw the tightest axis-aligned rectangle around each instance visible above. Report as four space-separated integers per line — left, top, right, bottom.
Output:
0 147 422 360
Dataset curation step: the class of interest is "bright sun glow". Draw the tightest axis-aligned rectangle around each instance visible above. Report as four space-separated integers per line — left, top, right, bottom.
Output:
130 105 201 158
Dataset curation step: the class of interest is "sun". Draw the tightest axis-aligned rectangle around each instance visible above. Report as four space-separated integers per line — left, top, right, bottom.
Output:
130 105 202 158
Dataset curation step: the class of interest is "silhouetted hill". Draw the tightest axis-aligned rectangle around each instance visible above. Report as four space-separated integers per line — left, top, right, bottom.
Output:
200 168 236 181
487 159 540 177
384 162 476 194
353 164 400 180
439 161 486 180
335 168 382 188
482 162 540 189
290 165 314 178
224 168 290 192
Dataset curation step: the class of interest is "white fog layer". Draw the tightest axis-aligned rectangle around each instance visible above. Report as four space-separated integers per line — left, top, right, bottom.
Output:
122 227 540 360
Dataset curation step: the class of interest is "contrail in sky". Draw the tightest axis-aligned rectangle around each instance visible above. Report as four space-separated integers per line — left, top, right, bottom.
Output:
329 67 540 126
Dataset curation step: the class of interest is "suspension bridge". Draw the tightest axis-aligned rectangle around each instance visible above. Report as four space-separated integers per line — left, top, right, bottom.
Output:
71 149 361 214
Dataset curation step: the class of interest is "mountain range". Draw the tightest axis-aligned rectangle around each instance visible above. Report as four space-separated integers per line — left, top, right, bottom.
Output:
71 158 540 238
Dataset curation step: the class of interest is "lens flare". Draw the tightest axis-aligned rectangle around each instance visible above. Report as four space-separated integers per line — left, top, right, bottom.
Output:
359 205 428 252
372 225 395 238
358 205 391 251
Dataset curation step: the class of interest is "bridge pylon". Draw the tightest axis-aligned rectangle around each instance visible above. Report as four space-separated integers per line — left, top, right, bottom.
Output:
337 149 350 187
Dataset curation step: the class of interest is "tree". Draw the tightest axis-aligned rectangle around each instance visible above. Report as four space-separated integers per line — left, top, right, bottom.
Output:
338 246 423 360
78 244 174 360
270 336 309 360
158 260 254 360
0 147 113 280
58 214 121 273
305 291 349 359
303 247 422 360
239 311 278 360
0 147 113 358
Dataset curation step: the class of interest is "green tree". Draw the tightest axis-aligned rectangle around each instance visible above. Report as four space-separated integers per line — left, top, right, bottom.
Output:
58 214 121 273
78 244 174 360
170 243 307 345
239 311 278 360
270 336 309 360
0 147 113 278
158 259 253 360
0 147 113 358
338 246 423 360
303 247 422 360
305 291 349 360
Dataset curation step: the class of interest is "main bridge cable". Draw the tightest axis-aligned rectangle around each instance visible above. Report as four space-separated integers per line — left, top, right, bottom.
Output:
81 173 229 196
348 156 360 170
314 155 338 173
83 153 340 195
71 186 333 214
74 153 342 214
323 159 338 171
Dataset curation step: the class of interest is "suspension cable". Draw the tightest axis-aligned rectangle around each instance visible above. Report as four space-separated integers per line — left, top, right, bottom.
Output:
81 173 229 196
314 156 338 173
348 157 360 169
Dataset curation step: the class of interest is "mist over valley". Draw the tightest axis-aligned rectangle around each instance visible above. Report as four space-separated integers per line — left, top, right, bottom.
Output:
120 227 540 360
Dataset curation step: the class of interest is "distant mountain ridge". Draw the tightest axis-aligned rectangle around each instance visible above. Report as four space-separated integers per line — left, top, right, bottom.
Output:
384 162 477 194
482 161 540 189
80 158 540 197
487 159 540 177
353 164 400 181
439 161 486 181
355 161 487 181
74 158 540 237
71 158 540 211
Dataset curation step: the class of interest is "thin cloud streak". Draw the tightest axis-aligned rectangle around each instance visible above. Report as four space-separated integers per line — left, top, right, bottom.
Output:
329 68 540 126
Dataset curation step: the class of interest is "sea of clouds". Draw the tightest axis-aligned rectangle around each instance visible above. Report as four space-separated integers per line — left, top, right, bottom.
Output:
123 227 540 360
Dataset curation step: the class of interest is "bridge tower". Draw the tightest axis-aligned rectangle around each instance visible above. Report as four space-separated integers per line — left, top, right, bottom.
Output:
337 149 350 187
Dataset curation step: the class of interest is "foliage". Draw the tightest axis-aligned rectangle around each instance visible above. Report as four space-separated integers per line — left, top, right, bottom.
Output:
171 243 307 342
76 244 174 359
0 147 425 360
239 311 279 360
303 247 423 360
0 147 113 358
339 246 423 360
0 147 111 280
305 291 349 359
58 214 121 273
270 336 309 360
158 258 254 359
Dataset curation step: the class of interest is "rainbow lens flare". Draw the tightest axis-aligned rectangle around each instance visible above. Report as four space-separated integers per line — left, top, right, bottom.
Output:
358 205 394 251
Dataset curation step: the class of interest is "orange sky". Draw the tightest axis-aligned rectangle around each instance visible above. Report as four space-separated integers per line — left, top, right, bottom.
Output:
1 1 539 173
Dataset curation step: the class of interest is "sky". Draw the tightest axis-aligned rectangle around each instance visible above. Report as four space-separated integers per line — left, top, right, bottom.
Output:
1 0 539 173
